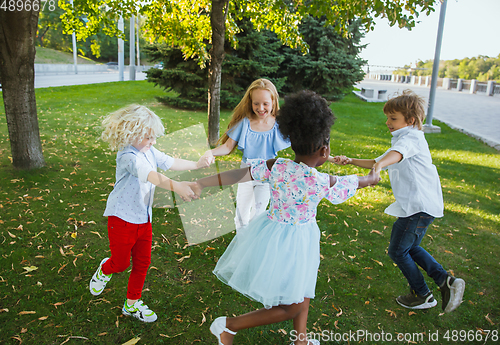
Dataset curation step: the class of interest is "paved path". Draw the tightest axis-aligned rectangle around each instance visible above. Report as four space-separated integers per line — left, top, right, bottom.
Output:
356 80 500 150
34 71 148 88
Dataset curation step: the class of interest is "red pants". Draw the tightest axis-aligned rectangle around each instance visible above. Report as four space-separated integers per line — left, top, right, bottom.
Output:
101 216 152 300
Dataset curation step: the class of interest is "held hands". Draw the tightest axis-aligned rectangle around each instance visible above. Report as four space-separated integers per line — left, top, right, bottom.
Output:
372 162 383 175
174 181 199 202
357 168 381 189
332 155 352 165
367 168 381 187
199 150 215 167
189 181 203 200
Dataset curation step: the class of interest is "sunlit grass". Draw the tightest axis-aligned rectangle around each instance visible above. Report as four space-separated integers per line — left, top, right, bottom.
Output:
0 84 499 344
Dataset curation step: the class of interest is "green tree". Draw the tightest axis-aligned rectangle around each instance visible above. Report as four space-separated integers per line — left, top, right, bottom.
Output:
37 6 71 50
1 0 440 169
144 19 284 109
275 16 366 100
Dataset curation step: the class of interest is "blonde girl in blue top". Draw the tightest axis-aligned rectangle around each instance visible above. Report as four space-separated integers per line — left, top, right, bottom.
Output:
202 79 290 231
89 104 206 322
194 90 379 345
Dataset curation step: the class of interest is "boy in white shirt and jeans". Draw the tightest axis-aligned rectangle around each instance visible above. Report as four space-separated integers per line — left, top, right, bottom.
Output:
333 90 465 312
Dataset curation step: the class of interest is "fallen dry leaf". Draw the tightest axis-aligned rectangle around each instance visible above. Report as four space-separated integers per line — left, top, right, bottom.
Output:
90 231 102 238
370 230 383 235
121 337 141 345
38 316 48 320
18 311 36 315
176 253 191 263
22 266 38 273
159 333 184 338
485 313 495 326
53 302 65 308
371 258 384 266
385 309 397 318
58 264 67 274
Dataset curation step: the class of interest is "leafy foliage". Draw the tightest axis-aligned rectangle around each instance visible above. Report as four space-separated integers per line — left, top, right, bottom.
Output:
394 54 500 82
275 16 366 100
145 45 207 109
145 16 366 107
62 0 440 65
144 19 285 109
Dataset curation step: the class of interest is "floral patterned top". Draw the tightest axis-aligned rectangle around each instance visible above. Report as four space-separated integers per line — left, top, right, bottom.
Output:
251 158 359 225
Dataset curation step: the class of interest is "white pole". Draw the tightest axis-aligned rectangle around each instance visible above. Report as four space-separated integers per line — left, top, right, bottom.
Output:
136 14 140 69
118 16 124 81
424 0 447 133
70 0 77 74
129 15 136 80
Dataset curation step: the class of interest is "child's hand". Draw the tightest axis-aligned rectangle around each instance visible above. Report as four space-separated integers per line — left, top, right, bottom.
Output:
189 181 203 199
367 168 381 186
174 181 198 202
198 150 215 168
357 168 381 189
332 155 351 165
372 161 383 175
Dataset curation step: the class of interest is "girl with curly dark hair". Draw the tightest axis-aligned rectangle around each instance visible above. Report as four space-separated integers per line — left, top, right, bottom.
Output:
193 90 379 345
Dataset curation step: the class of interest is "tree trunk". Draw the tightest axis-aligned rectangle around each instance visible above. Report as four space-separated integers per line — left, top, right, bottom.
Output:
207 0 228 146
0 6 45 170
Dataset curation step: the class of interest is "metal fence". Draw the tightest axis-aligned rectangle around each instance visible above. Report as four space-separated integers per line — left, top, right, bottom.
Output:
366 74 498 96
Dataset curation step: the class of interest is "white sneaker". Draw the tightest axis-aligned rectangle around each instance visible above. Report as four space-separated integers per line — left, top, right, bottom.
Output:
122 300 158 322
89 258 112 296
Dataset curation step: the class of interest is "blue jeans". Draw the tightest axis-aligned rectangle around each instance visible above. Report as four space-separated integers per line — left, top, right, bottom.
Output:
387 212 448 296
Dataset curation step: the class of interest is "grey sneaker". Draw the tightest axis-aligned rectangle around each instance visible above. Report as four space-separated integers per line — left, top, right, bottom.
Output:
396 290 437 309
122 300 158 322
440 275 465 313
89 258 112 296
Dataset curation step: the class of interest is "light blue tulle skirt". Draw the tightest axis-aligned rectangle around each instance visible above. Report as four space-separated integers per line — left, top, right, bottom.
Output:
213 213 320 309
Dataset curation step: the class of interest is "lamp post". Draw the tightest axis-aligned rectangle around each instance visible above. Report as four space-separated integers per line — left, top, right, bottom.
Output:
423 0 447 134
70 0 77 74
118 16 124 81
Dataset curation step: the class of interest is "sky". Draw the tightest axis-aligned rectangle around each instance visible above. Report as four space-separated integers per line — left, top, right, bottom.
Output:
359 0 500 72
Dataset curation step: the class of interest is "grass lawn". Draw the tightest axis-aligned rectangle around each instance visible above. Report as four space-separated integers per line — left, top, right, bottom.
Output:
35 47 98 65
0 81 499 344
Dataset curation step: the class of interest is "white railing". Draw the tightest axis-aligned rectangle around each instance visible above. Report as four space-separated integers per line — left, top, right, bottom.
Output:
365 73 498 96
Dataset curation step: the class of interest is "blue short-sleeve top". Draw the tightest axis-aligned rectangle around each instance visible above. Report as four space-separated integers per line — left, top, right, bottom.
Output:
227 117 291 162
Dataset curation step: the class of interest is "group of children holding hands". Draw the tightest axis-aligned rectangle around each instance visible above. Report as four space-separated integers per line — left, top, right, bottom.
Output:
89 79 465 344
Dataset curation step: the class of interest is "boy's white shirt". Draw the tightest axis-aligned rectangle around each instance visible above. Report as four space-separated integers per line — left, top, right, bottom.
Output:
104 145 174 224
375 126 444 218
